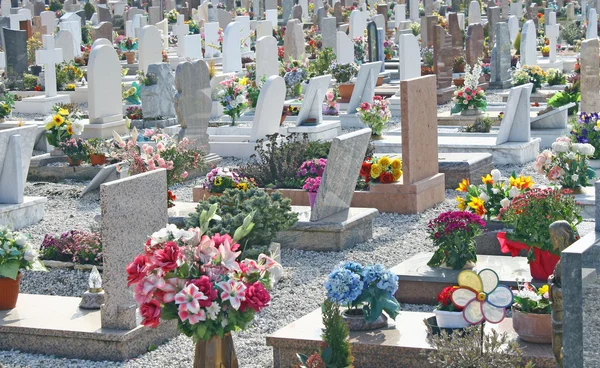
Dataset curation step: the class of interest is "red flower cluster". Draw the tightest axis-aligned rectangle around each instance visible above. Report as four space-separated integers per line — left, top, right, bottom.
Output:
436 286 463 311
241 281 271 312
380 172 394 183
360 161 372 182
360 102 371 111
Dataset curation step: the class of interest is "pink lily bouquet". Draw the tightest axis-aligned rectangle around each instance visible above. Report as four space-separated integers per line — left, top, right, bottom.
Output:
127 204 282 342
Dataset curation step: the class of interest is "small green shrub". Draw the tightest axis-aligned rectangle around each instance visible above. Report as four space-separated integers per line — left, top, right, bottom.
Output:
548 90 580 115
560 22 585 46
84 2 95 20
23 73 39 91
48 0 62 11
308 47 337 78
513 31 521 54
546 68 566 85
185 188 298 256
464 117 494 133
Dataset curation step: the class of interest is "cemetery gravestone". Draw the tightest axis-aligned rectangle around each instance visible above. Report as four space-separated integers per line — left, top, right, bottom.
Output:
256 20 273 38
35 34 62 98
580 39 600 113
283 19 304 61
90 21 113 42
507 15 518 43
321 17 336 50
141 63 176 119
398 33 420 80
347 61 382 114
496 83 533 145
587 9 598 39
32 16 46 38
97 5 111 22
520 20 537 66
181 34 203 59
55 30 74 62
59 20 82 57
203 22 220 58
490 22 512 89
468 0 481 24
256 35 279 80
138 25 162 73
217 8 232 29
249 76 286 141
1 28 27 81
433 25 453 90
336 31 354 64
466 23 484 67
488 7 500 46
295 75 332 126
40 11 55 34
222 21 242 73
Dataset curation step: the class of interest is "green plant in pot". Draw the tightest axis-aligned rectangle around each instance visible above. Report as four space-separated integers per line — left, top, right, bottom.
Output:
427 211 486 270
329 62 358 101
59 137 90 166
0 92 15 121
0 226 47 310
185 188 298 259
511 280 552 343
85 138 107 166
497 187 582 280
324 261 400 331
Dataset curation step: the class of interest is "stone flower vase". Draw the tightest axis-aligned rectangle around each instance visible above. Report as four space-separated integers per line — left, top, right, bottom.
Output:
342 308 388 331
434 310 470 329
511 307 552 343
0 273 22 310
124 51 136 64
193 333 238 368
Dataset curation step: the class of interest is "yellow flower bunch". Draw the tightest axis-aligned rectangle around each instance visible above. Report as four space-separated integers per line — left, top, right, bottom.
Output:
361 156 402 183
509 175 534 190
122 87 137 99
44 106 84 146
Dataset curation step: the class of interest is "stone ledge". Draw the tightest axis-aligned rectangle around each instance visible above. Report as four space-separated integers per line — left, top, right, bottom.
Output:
0 196 46 230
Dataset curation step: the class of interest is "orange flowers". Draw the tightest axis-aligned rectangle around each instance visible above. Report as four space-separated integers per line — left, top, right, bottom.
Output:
510 175 534 190
456 179 470 192
481 174 494 185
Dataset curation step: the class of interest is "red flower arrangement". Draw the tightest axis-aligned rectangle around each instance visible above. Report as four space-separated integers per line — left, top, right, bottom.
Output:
436 286 464 312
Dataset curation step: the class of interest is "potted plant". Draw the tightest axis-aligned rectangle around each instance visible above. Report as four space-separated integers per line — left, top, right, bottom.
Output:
325 261 400 331
44 105 84 152
433 286 469 329
541 45 550 57
0 92 15 122
59 138 89 166
534 137 596 190
283 62 307 99
383 39 395 61
427 211 486 270
297 158 327 207
126 206 281 367
498 187 582 280
511 281 552 343
322 88 339 116
358 155 403 184
165 9 179 24
85 138 107 166
571 113 600 161
0 226 46 310
512 65 547 93
199 167 256 196
356 96 391 136
118 36 138 64
217 75 249 125
451 62 487 116
329 62 359 101
421 47 435 75
453 55 466 73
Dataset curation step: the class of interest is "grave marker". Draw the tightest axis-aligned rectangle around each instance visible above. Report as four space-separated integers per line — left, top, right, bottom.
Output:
295 75 332 126
222 21 242 72
496 83 533 144
580 39 600 113
256 35 279 80
347 61 382 114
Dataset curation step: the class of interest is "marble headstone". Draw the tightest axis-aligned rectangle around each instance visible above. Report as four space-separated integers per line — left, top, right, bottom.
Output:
496 83 533 145
347 61 382 113
256 35 279 80
580 39 600 113
295 75 332 126
174 59 210 149
222 21 242 73
490 22 512 89
88 44 123 124
141 63 176 119
465 23 484 67
283 19 304 61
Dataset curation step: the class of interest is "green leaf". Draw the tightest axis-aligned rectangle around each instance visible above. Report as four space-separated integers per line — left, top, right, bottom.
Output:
161 302 179 320
427 249 445 267
28 260 47 272
194 323 208 341
365 298 383 324
450 104 462 115
297 353 308 365
0 260 20 279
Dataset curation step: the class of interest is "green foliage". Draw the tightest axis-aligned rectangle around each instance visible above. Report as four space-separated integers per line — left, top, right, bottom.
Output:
26 34 43 65
185 188 298 254
81 24 92 46
321 300 354 368
464 116 494 133
513 31 521 54
546 68 566 85
427 325 535 368
560 22 585 45
48 0 63 11
304 140 332 160
308 47 337 78
84 1 95 20
548 90 580 115
23 73 39 91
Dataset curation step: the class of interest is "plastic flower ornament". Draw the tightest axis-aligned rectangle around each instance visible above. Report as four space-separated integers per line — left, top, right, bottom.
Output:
451 269 513 324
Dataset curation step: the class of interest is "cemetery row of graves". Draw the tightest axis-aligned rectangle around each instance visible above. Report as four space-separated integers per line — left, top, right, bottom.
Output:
0 0 599 366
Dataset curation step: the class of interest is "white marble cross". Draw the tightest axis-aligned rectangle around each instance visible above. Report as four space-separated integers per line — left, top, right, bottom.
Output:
36 34 63 98
173 14 189 57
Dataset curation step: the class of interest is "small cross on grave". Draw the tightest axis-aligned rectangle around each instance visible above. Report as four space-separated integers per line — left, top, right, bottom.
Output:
173 14 189 56
36 34 63 98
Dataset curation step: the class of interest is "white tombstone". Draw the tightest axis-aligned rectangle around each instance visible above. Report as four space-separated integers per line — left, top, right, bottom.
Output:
250 76 286 141
347 61 382 114
256 20 273 38
133 13 149 38
299 0 308 21
496 83 533 144
520 20 537 66
181 34 203 59
90 12 99 25
92 38 112 49
265 9 278 27
546 23 559 62
125 20 134 37
510 0 522 18
236 15 251 53
1 0 9 17
508 15 519 43
204 21 220 58
55 30 74 62
457 12 465 30
36 35 63 98
349 10 366 38
256 35 279 80
0 52 5 69
40 11 56 34
468 1 481 24
222 22 242 72
138 25 162 73
295 75 332 126
409 0 419 21
59 20 82 57
336 31 354 64
398 34 420 80
173 14 190 57
395 4 406 28
587 9 598 40
18 8 32 20
156 18 168 50
548 11 556 25
88 44 123 124
9 13 28 30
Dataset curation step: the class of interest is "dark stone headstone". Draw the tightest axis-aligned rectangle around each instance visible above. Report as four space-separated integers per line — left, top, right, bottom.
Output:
1 27 28 80
334 2 343 23
433 25 453 89
367 20 378 63
97 5 112 23
10 0 17 8
376 3 388 32
76 10 87 26
90 21 113 42
466 23 484 67
292 4 302 21
34 0 45 16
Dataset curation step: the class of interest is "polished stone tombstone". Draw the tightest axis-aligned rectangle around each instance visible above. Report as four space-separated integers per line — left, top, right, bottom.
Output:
55 29 74 62
448 12 463 57
321 17 336 50
347 61 382 114
0 125 45 229
180 34 202 59
172 14 189 57
256 20 272 38
148 6 161 24
174 59 211 149
587 8 598 39
398 33 421 81
334 2 343 24
421 14 437 48
203 22 220 58
140 63 176 120
376 3 388 33
283 19 304 61
59 19 82 57
349 9 366 38
236 15 251 52
32 16 46 38
465 23 484 67
496 83 533 145
488 6 500 46
33 0 44 16
292 4 302 21
216 8 232 29
366 21 378 62
222 21 242 72
40 11 55 34
546 21 559 63
282 0 293 23
294 75 332 126
256 35 279 80
433 25 453 91
97 4 111 22
468 0 481 23
580 39 600 114
90 21 113 42
520 20 537 66
490 22 512 89
1 28 27 81
507 15 518 43
138 25 162 73
501 0 509 19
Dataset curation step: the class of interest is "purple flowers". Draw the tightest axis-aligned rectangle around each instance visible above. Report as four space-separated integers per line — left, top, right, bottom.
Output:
302 176 321 193
41 230 102 265
296 158 327 179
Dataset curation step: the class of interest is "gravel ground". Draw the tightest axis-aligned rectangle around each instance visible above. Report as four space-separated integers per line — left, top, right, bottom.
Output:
2 89 599 367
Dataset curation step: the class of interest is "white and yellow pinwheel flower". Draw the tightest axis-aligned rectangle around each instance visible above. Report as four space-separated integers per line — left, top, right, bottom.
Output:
451 269 513 325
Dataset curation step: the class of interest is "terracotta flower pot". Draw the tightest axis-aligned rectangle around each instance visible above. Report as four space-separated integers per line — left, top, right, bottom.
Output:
89 154 106 166
512 307 552 343
338 83 355 102
124 51 136 64
68 157 82 167
542 51 549 57
453 78 465 87
280 115 287 126
0 272 22 310
497 232 560 280
376 75 384 86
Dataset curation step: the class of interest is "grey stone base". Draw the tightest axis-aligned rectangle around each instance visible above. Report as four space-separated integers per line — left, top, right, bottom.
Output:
0 196 46 230
438 152 493 190
276 206 378 251
489 80 512 89
131 117 178 129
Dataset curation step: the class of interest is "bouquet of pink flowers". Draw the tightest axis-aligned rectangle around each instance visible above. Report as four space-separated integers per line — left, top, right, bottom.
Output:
302 176 321 193
127 205 282 341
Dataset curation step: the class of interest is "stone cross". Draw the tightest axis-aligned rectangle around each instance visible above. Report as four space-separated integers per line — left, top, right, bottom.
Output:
173 14 189 57
174 59 210 149
36 34 63 98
